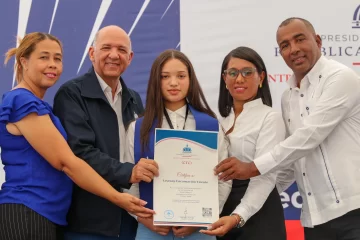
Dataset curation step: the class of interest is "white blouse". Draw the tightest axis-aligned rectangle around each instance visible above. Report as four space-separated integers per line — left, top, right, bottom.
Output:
221 98 286 222
124 104 232 220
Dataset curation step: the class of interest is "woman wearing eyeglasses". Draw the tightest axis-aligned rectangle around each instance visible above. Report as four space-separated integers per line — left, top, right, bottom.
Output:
200 47 287 240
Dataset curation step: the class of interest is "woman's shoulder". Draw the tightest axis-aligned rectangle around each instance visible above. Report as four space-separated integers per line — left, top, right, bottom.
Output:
0 88 50 123
2 88 41 104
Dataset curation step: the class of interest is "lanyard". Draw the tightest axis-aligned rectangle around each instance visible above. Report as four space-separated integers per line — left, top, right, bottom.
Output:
163 104 189 130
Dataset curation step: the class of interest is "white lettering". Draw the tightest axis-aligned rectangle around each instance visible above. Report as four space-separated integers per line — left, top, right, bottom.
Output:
281 191 302 209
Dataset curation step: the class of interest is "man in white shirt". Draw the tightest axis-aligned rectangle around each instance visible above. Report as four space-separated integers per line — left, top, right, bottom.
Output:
214 18 360 240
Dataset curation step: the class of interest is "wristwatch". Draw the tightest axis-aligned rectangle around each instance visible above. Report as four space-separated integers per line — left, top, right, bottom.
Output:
230 213 246 228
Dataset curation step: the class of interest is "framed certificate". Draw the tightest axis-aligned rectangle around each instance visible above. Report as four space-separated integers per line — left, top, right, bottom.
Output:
153 129 219 227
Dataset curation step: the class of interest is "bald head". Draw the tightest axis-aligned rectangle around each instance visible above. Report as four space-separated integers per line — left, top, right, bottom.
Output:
89 25 134 84
93 25 132 50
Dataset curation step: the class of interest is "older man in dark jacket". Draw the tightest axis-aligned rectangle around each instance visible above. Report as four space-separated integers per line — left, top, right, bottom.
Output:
53 25 157 240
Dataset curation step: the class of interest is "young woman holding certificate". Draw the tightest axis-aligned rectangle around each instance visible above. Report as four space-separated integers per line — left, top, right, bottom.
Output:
124 49 231 240
201 47 287 240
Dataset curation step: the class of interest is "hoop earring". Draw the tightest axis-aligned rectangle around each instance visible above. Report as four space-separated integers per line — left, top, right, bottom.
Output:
259 83 262 88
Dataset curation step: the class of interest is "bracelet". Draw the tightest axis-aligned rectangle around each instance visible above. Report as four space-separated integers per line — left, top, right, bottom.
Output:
231 214 240 225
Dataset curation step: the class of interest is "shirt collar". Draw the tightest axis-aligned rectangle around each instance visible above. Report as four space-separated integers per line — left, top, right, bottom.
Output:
95 71 122 95
222 98 263 132
304 56 327 85
287 74 298 89
165 104 188 118
288 56 327 87
243 98 263 109
229 98 264 115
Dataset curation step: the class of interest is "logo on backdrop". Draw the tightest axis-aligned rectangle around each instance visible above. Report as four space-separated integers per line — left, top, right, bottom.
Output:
353 5 360 28
281 184 303 220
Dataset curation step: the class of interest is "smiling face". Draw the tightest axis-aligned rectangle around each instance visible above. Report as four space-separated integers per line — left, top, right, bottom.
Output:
223 57 264 104
20 39 63 89
160 58 190 111
277 19 322 82
89 26 133 82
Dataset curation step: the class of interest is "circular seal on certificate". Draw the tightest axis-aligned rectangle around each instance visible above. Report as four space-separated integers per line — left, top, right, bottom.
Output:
164 210 174 219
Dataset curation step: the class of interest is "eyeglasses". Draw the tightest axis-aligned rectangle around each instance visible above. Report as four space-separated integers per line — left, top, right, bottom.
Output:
223 67 257 81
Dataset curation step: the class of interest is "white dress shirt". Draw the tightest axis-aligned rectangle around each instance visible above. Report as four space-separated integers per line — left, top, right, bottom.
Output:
254 56 360 227
95 72 126 162
124 104 232 220
220 98 286 222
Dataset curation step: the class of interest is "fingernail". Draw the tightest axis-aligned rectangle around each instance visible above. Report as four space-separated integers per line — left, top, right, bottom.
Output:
207 225 212 230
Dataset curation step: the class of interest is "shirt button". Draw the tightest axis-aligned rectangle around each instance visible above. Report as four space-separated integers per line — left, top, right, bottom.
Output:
300 94 304 97
303 173 305 176
288 119 291 122
290 88 292 90
336 200 340 203
308 192 311 196
306 107 309 110
301 114 303 117
319 75 322 78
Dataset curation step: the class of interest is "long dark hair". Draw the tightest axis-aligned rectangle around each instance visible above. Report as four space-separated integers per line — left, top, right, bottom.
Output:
218 46 272 118
140 49 216 151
